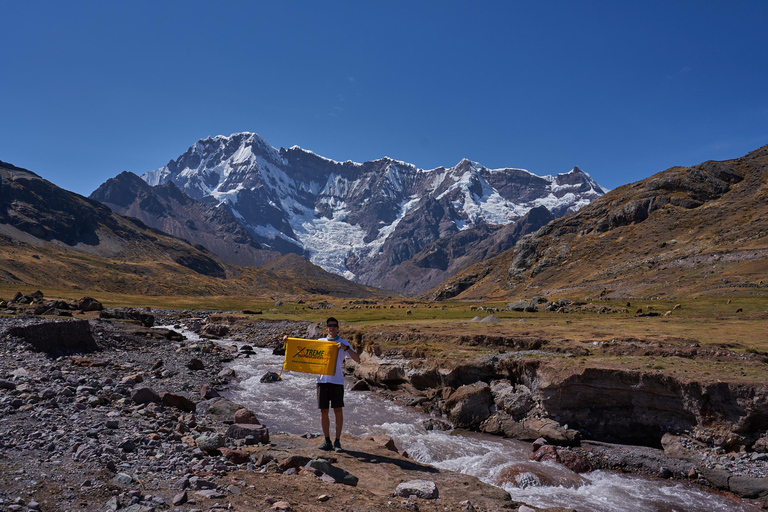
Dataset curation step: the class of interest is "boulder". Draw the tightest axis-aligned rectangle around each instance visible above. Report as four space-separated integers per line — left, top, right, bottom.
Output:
278 455 312 472
198 398 243 421
233 408 260 425
444 382 493 428
200 384 220 399
187 358 205 370
353 357 406 387
495 465 587 489
225 423 269 444
99 308 154 327
394 479 438 499
7 319 97 354
522 417 579 445
529 444 591 473
131 387 160 405
507 300 538 313
490 380 535 419
660 433 699 460
729 476 768 499
219 448 251 464
260 372 281 383
407 367 442 390
753 436 768 453
480 412 539 440
159 392 196 412
77 297 103 312
195 432 225 453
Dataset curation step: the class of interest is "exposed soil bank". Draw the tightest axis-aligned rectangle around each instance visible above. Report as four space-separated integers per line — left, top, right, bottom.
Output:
335 330 768 505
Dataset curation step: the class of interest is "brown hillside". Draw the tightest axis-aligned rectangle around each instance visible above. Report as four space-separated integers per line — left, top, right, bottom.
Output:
431 143 768 300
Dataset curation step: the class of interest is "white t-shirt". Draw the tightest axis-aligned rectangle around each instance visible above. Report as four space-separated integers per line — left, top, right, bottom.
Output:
316 336 351 386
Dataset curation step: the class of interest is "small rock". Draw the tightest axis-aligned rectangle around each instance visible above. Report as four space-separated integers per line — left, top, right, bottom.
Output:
112 472 133 485
233 408 260 424
394 480 438 499
188 358 205 370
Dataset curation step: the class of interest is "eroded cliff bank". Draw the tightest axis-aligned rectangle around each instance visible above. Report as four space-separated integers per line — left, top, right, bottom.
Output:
343 330 768 503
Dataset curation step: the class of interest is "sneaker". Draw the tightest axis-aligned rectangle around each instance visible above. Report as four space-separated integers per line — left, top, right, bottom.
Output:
333 439 343 452
318 439 333 451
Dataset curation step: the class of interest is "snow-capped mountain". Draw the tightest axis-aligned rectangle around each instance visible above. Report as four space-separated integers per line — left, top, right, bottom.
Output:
139 132 606 288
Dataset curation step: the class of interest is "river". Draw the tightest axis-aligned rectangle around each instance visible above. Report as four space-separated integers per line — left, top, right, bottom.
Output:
221 345 760 512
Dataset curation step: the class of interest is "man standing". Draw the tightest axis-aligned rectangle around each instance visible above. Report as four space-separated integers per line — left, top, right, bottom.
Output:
316 317 360 452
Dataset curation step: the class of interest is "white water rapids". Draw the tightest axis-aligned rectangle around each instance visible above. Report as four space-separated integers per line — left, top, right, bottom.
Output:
219 345 758 512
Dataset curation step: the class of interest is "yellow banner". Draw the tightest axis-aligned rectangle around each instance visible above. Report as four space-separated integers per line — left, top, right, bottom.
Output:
282 338 338 376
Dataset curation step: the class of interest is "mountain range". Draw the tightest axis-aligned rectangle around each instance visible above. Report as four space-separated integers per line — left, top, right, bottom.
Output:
91 132 605 293
432 144 768 300
0 160 379 298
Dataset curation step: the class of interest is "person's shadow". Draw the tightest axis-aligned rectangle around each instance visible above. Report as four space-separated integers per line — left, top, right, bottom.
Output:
341 449 439 474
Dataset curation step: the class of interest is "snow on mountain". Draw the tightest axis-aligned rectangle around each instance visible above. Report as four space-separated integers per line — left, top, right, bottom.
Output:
140 132 606 285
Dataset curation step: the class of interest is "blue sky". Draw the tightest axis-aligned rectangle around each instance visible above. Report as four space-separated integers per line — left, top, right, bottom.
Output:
2 1 767 197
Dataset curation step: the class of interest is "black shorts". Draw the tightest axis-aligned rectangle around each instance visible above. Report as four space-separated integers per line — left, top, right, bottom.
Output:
317 383 345 409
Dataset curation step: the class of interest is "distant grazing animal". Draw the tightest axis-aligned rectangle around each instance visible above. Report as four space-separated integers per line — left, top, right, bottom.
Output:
728 299 732 304
406 310 412 315
736 308 743 313
664 311 672 317
635 308 643 314
673 304 681 310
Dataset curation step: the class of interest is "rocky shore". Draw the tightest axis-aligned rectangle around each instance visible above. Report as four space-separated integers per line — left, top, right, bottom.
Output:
2 308 768 511
0 311 536 512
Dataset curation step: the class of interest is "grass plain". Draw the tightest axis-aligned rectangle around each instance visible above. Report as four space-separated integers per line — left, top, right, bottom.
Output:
3 283 767 385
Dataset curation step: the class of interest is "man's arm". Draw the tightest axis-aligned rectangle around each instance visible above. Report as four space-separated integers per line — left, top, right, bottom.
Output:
338 342 361 363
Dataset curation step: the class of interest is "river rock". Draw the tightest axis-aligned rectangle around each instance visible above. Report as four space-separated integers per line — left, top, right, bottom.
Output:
160 392 196 412
200 384 220 399
353 356 406 386
198 398 243 420
530 444 591 473
260 371 281 383
195 432 225 453
234 408 260 424
490 380 535 419
661 433 699 460
523 417 579 445
444 382 493 428
407 367 442 389
729 476 768 499
394 479 438 499
220 447 251 464
278 455 312 471
480 412 539 440
131 387 160 405
753 436 768 453
226 423 269 443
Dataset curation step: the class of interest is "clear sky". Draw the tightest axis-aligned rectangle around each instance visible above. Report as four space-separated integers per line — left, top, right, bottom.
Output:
2 1 767 197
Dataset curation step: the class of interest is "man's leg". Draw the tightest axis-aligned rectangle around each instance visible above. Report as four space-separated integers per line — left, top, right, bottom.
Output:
333 407 344 451
333 407 344 440
320 408 331 438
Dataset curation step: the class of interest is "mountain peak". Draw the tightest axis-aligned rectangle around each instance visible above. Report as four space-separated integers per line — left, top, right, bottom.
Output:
128 131 607 289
